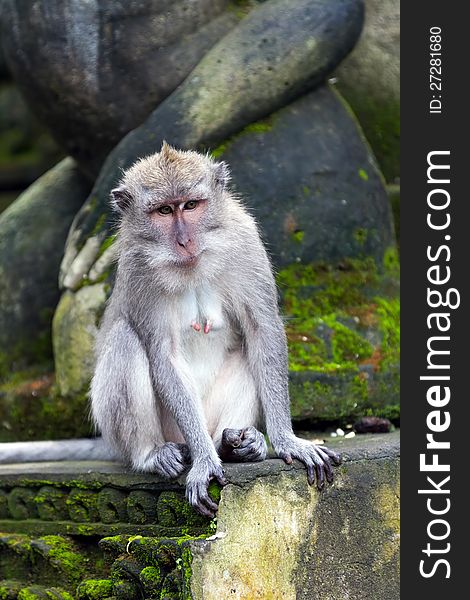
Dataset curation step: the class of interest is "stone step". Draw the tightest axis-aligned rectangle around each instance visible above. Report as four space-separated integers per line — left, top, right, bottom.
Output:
0 432 399 599
0 580 73 599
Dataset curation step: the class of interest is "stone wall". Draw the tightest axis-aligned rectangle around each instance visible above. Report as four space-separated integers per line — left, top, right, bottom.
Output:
0 433 399 599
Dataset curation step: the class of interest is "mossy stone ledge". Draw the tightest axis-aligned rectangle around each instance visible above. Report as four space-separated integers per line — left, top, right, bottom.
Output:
0 432 399 599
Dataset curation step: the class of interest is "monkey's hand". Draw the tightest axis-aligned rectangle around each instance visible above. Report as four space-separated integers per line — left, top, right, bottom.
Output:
219 427 268 462
185 456 228 518
272 434 341 490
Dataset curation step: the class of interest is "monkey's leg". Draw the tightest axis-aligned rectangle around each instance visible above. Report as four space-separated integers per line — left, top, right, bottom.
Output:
205 353 267 463
91 321 190 478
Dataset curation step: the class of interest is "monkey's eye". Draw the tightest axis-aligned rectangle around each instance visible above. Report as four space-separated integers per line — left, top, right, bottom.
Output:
157 205 173 215
184 200 198 210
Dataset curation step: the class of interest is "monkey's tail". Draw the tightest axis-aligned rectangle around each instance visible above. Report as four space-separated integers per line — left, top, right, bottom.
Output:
0 438 119 464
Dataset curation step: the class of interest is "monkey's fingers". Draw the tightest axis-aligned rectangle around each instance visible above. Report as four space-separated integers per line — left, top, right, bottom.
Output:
314 446 334 484
204 319 212 334
186 483 218 518
307 464 315 486
315 462 325 490
317 445 342 465
279 452 293 465
191 321 201 332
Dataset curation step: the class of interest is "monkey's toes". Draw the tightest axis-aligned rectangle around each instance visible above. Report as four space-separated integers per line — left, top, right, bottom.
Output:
220 427 267 462
222 428 243 448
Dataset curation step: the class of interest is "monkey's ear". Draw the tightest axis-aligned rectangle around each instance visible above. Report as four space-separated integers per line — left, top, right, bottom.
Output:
213 160 230 189
110 185 133 213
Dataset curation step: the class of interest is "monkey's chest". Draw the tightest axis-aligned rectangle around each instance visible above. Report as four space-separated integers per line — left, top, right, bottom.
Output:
172 287 235 394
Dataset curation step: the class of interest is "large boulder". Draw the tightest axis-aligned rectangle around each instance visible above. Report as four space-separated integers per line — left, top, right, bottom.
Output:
59 0 365 275
0 158 91 375
0 83 62 194
333 0 399 181
214 85 395 266
0 0 240 176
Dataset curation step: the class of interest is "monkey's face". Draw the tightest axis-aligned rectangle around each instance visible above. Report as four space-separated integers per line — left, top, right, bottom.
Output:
147 197 208 267
111 144 230 279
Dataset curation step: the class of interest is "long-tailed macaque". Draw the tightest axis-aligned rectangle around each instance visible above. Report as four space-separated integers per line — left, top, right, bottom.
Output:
90 143 339 516
0 143 339 517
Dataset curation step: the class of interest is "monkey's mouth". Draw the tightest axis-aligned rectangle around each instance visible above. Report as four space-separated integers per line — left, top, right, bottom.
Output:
174 254 200 268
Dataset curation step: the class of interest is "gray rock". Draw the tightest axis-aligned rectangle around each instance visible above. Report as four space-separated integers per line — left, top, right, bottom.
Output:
57 0 365 272
0 83 62 190
0 158 91 374
217 85 395 267
53 284 108 397
0 0 238 176
333 0 400 181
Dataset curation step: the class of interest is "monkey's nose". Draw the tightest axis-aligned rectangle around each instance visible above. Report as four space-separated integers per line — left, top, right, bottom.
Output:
177 235 191 248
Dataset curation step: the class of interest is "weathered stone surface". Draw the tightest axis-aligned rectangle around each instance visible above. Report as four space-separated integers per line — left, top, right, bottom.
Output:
334 0 399 181
215 85 395 266
0 158 91 374
0 83 62 192
59 0 365 265
0 0 239 176
191 432 400 599
279 257 400 424
0 433 399 599
52 284 108 398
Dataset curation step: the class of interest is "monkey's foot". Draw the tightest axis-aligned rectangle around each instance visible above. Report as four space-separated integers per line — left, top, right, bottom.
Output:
272 434 341 490
143 442 191 479
219 426 268 462
185 456 227 518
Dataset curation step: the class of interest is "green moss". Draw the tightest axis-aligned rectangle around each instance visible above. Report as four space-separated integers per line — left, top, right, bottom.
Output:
140 566 161 583
383 246 400 276
289 374 369 423
291 230 305 244
181 546 194 600
140 566 162 597
17 589 74 600
96 234 117 259
358 168 369 181
353 228 368 246
76 579 113 600
210 142 229 159
227 0 256 20
323 316 373 364
37 536 86 584
90 214 106 237
276 258 399 374
207 482 222 503
375 297 400 368
210 116 275 158
387 185 400 244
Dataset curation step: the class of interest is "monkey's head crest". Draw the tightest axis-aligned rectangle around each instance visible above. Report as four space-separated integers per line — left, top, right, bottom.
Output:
110 143 231 214
159 140 179 164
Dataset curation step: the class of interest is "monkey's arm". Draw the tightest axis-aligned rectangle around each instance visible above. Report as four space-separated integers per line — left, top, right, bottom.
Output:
147 339 227 517
240 283 340 489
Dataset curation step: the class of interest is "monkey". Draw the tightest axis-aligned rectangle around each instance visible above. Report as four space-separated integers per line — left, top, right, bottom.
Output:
89 142 340 517
0 142 340 518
